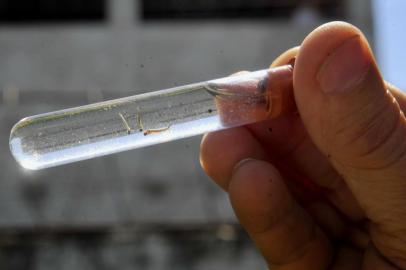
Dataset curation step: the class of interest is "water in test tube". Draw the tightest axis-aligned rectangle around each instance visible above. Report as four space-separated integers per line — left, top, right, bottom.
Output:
10 65 295 170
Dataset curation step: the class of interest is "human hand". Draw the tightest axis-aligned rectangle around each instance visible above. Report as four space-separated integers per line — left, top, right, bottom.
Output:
200 22 406 269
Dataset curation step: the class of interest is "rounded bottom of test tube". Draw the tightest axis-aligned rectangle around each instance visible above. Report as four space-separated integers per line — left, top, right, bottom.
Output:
9 137 41 170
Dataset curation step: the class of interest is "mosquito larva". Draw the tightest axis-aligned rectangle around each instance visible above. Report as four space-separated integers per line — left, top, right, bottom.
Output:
118 113 132 134
143 125 171 136
136 114 144 132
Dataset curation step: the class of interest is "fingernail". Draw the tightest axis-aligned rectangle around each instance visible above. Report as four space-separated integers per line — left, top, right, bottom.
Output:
317 35 371 94
232 158 258 174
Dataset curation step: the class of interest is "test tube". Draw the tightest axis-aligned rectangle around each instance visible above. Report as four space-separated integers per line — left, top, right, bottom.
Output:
10 65 295 170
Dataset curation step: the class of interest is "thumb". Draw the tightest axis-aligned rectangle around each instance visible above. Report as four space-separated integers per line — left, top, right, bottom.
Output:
294 22 406 267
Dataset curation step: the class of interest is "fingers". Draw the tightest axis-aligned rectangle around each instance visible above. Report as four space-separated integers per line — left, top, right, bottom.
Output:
363 245 399 269
330 246 362 270
229 159 332 269
294 21 406 267
386 81 406 112
200 127 266 190
250 45 365 220
305 202 346 238
271 46 300 67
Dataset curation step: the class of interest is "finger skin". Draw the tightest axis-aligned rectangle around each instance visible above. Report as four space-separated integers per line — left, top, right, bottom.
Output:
200 21 406 269
255 45 365 219
205 44 366 221
363 245 399 270
387 82 406 113
305 202 346 238
201 41 370 250
330 246 362 270
246 114 364 220
229 159 332 269
200 127 266 190
294 21 406 268
271 46 300 68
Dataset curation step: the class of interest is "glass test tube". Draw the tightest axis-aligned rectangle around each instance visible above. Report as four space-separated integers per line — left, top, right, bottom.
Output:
10 65 295 170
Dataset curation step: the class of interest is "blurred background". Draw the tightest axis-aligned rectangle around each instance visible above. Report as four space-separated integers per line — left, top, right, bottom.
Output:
0 0 402 269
